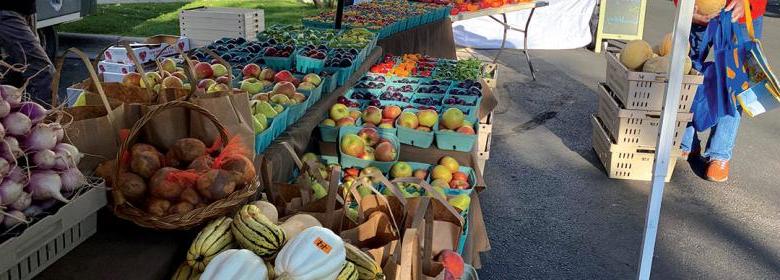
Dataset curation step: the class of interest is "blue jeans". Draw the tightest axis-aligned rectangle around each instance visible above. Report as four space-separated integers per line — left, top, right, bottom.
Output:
681 17 763 161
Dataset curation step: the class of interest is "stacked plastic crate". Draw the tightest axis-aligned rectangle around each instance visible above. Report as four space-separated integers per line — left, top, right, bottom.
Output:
180 7 264 48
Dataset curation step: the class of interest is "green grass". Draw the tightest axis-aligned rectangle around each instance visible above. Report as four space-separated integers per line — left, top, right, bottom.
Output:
57 0 330 37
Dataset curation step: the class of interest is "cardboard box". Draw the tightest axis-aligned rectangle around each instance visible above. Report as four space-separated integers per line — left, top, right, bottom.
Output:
97 60 136 75
101 72 126 83
146 35 191 58
103 45 153 64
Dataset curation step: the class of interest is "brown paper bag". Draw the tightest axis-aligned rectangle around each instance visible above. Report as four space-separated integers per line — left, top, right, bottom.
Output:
51 48 124 172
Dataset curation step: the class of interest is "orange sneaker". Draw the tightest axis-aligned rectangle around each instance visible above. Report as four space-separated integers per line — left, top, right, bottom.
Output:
705 160 729 182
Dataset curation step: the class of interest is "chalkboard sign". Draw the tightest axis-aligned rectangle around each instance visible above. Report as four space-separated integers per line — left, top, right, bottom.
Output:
594 0 648 53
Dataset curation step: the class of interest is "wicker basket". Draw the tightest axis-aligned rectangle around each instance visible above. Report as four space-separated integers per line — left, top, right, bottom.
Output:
111 101 259 230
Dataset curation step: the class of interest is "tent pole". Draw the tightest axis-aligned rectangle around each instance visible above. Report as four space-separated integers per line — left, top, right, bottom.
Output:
637 0 696 279
335 0 345 29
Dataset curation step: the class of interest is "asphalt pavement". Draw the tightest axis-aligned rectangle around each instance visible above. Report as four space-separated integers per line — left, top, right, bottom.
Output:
471 1 780 279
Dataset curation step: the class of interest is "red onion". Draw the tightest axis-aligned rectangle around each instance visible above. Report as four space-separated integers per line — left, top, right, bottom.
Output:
32 149 56 169
7 166 27 184
27 170 68 203
22 123 57 151
0 137 23 161
0 179 23 205
18 102 47 124
3 112 31 136
50 122 64 142
2 210 26 228
0 84 22 107
9 191 30 210
0 157 8 178
60 167 86 192
53 143 81 170
0 122 5 139
0 99 9 118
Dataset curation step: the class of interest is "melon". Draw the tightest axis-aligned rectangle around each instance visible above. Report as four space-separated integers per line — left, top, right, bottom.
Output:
696 0 726 15
642 55 692 75
620 40 654 70
657 33 691 57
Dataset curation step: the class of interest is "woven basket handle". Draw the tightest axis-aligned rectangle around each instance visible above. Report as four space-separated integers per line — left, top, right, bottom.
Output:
50 48 113 124
111 101 230 207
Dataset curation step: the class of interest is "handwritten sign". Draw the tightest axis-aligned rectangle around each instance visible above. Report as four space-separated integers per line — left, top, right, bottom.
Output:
595 0 648 53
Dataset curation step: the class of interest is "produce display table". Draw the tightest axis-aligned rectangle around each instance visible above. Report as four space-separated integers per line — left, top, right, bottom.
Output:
451 1 549 80
377 18 458 59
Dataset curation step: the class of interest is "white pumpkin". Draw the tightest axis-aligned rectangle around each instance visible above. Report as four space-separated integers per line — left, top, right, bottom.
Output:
275 226 346 280
279 214 322 241
200 249 268 280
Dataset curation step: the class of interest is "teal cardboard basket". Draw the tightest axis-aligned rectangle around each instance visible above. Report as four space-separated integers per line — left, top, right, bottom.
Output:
264 55 293 71
338 126 400 173
390 77 422 85
286 102 307 126
268 108 290 138
379 100 413 111
435 116 478 152
254 128 274 154
431 165 477 196
395 109 437 148
295 75 324 106
411 93 444 108
324 66 353 86
321 74 339 95
295 52 326 74
320 112 362 142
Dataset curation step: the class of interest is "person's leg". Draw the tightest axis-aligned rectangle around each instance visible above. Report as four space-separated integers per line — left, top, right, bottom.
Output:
0 11 54 105
680 23 708 155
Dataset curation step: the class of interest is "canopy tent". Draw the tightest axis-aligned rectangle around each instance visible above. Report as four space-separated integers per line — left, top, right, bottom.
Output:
452 0 598 50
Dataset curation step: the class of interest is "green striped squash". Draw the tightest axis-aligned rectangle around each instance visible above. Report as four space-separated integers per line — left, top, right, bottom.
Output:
231 205 287 259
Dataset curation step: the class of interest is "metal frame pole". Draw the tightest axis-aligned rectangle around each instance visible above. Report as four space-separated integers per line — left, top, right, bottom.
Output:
335 0 345 29
637 0 695 279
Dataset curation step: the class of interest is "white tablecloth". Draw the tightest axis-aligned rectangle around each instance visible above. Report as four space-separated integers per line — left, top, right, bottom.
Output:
453 0 599 50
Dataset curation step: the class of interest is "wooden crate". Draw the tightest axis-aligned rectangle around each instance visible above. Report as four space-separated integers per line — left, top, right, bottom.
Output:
605 51 702 112
179 7 264 47
597 83 691 148
591 115 677 182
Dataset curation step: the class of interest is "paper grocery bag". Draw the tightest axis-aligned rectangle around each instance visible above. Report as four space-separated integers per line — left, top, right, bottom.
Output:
341 211 400 267
190 91 255 158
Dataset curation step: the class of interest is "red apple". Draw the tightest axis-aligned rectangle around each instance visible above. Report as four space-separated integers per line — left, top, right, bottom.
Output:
457 126 475 134
259 68 275 81
272 81 296 97
357 127 380 146
413 169 428 180
374 142 396 162
194 62 214 79
336 117 356 127
197 79 216 90
449 179 470 189
341 134 366 157
362 106 382 125
242 63 262 79
438 250 465 278
383 105 402 120
215 76 230 85
273 70 294 83
122 72 142 87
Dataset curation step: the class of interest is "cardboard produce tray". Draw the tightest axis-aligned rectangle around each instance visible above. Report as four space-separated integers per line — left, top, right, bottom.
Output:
0 183 107 280
597 83 691 148
591 115 678 182
179 7 264 47
605 51 702 112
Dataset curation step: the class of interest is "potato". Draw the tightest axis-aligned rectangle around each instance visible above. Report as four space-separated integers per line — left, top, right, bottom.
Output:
169 201 194 215
131 143 159 157
218 154 256 185
118 172 147 201
180 187 201 205
196 169 237 201
165 150 182 168
147 198 171 216
95 159 117 186
172 138 207 162
188 155 214 173
149 167 185 199
131 150 162 178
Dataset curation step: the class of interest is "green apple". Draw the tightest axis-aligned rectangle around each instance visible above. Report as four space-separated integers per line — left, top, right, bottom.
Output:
398 112 419 129
321 119 336 127
448 194 471 213
329 103 350 121
273 104 284 113
340 134 366 157
161 58 177 73
253 114 267 133
270 94 291 105
256 101 278 118
211 63 229 77
303 73 322 86
311 181 327 200
442 108 465 130
417 109 438 128
240 78 264 94
390 161 413 178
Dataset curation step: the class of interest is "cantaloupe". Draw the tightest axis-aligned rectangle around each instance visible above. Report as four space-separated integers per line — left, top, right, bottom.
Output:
696 0 726 15
642 55 692 75
657 33 691 57
620 40 654 70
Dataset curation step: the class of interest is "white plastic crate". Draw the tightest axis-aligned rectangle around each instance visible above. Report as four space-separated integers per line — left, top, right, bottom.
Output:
179 7 264 47
0 183 107 280
597 83 691 148
605 51 702 112
591 115 677 182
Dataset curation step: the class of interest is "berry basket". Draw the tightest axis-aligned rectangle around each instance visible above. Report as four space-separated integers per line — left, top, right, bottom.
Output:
396 108 438 148
295 49 327 74
263 55 293 71
435 116 478 152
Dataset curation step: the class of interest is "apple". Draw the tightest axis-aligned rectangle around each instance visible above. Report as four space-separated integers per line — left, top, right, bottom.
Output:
259 68 276 81
298 81 316 91
161 76 184 89
374 142 396 162
398 112 419 129
329 103 350 121
172 71 188 81
413 169 428 180
361 167 383 183
452 171 468 182
457 126 475 134
273 70 294 83
449 179 470 190
270 94 291 105
159 70 171 78
292 93 307 104
291 78 301 87
341 134 366 157
345 167 361 178
242 63 262 79
431 165 453 183
211 64 229 77
416 126 431 132
215 75 230 85
359 147 375 161
303 73 322 85
122 72 142 87
383 105 402 120
417 109 438 128
336 117 356 127
253 93 269 101
364 123 377 128
442 108 465 130
197 79 216 90
349 110 361 120
161 58 177 73
431 179 449 189
207 83 230 94
321 119 336 127
438 250 465 279
391 162 413 178
142 72 162 88
357 127 380 146
273 81 296 97
240 78 264 94
362 106 382 125
378 122 394 129
440 157 460 173
194 62 214 79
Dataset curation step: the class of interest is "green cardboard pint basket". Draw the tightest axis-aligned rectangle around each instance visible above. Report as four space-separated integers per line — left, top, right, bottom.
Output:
268 108 290 138
254 128 274 154
435 116 478 152
295 51 326 74
395 109 437 148
338 126 400 173
264 55 293 71
319 111 362 142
